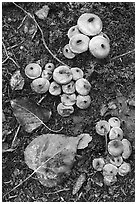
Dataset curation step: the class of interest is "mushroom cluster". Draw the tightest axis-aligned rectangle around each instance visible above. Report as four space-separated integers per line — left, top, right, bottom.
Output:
93 117 132 186
63 13 110 59
25 62 92 117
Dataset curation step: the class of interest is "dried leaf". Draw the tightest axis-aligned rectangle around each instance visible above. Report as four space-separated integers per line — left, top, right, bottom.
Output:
72 173 86 195
10 70 24 90
2 111 6 122
11 98 51 133
35 5 50 20
77 133 92 149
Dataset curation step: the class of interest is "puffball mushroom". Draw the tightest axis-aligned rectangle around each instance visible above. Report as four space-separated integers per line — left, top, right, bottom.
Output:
118 162 131 176
31 77 50 93
67 25 80 39
95 120 110 136
63 44 76 59
109 127 123 140
108 117 121 128
109 156 123 167
25 63 42 79
53 66 72 84
57 103 74 117
71 67 84 81
62 81 75 94
76 95 91 109
49 81 61 96
103 175 117 186
61 93 76 106
89 36 110 59
92 158 105 171
122 139 132 159
77 13 102 36
45 62 55 71
108 140 123 157
69 34 90 54
103 163 118 177
42 69 52 80
75 78 91 95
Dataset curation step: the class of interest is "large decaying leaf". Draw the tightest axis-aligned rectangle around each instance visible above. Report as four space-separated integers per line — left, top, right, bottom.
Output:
10 70 24 90
11 98 51 133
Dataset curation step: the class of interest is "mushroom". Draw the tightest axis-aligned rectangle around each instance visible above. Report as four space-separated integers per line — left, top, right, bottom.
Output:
77 13 102 36
122 139 132 159
71 67 84 81
108 117 121 128
109 155 123 167
95 120 110 136
103 163 118 177
31 77 50 93
118 162 131 176
61 93 76 106
63 44 76 59
98 32 110 43
92 158 105 171
108 140 123 157
75 78 91 95
89 35 110 59
76 95 91 109
109 127 123 140
25 63 42 79
57 103 74 117
67 25 80 39
69 34 90 54
44 62 55 71
49 81 62 96
62 81 75 94
41 69 53 80
103 175 117 186
53 66 72 84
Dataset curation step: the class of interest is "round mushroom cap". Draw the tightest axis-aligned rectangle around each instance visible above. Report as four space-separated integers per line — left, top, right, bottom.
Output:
92 158 105 171
42 69 53 80
98 32 110 43
103 175 117 186
77 13 102 36
67 25 80 39
63 44 76 59
122 139 132 159
109 127 123 140
53 66 72 84
75 78 91 95
49 81 61 96
103 163 118 177
25 63 42 79
108 140 123 157
109 155 123 167
44 62 55 71
61 93 76 106
89 36 110 59
118 162 131 176
57 103 74 117
95 120 110 136
62 81 75 94
108 117 121 128
69 34 90 54
31 77 50 93
76 95 91 109
71 67 84 81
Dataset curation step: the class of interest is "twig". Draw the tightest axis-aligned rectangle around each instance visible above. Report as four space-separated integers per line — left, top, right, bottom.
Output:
110 49 135 62
11 125 21 148
2 148 16 153
13 2 68 66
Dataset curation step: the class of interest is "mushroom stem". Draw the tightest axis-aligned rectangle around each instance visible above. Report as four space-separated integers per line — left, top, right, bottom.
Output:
104 128 108 155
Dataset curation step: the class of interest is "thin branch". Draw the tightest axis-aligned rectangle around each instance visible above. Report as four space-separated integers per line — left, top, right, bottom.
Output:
110 49 135 62
11 125 21 148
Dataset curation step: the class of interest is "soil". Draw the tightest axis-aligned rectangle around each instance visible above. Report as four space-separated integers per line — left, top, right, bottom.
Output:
2 2 135 202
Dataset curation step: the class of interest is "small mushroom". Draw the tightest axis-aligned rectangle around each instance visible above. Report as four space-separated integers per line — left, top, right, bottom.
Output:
77 13 102 36
41 69 53 80
89 36 110 59
53 66 72 84
108 140 123 157
49 81 61 96
44 62 55 71
31 77 50 93
25 63 42 79
92 158 105 171
76 95 91 109
71 67 84 81
69 34 90 54
108 117 121 128
103 163 118 177
61 93 76 106
63 44 76 59
57 103 74 117
109 155 123 167
98 32 110 43
118 162 131 176
95 120 110 136
62 81 75 94
103 175 117 186
67 25 80 39
122 139 132 159
75 78 91 95
109 127 123 140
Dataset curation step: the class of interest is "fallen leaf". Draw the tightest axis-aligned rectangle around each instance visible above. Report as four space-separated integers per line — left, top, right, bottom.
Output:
35 5 50 20
72 173 86 195
77 133 92 149
11 98 52 133
10 70 25 90
2 111 6 122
